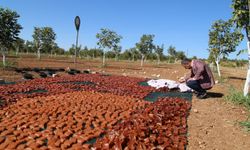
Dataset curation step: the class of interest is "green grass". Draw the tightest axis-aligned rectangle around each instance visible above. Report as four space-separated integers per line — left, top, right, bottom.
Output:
0 61 17 68
225 87 250 109
218 76 228 83
240 121 250 132
225 87 250 131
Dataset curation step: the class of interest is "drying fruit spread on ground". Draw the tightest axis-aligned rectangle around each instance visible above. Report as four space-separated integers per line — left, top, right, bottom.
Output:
0 74 155 108
0 74 191 149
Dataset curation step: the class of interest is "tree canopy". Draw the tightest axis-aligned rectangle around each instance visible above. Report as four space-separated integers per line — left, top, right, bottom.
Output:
96 28 122 65
208 19 243 76
0 7 22 66
167 45 177 57
136 34 155 56
96 28 122 50
32 27 56 59
209 19 243 58
232 0 249 40
0 8 22 49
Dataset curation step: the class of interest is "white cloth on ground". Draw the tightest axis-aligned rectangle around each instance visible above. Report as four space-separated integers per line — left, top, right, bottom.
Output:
147 79 191 92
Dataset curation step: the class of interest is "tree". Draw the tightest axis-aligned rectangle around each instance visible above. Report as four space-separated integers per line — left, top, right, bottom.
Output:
0 7 22 66
79 46 89 58
121 49 132 60
136 34 155 66
13 38 25 56
88 48 103 58
176 51 187 60
232 0 250 96
24 40 34 54
155 44 164 65
129 47 138 61
52 44 65 55
167 45 177 63
106 51 115 59
32 27 56 59
96 28 122 66
208 19 243 77
192 56 198 60
69 44 81 57
41 27 56 55
32 27 42 59
112 45 122 61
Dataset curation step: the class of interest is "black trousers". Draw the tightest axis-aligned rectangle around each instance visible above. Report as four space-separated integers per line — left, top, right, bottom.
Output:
186 80 206 94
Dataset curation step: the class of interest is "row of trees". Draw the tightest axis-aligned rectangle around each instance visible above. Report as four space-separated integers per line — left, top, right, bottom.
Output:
68 45 186 61
95 29 186 66
12 38 187 63
0 7 187 67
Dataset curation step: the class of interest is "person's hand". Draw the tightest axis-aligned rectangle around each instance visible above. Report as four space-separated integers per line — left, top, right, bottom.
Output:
178 77 185 83
187 78 196 82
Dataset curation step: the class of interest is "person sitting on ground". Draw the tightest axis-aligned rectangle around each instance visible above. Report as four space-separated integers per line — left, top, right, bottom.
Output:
179 58 215 99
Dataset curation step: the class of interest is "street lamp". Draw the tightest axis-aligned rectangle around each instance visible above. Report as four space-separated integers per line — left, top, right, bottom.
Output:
74 16 81 64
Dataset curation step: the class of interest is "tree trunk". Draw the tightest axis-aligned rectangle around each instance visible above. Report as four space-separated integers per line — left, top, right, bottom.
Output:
37 47 41 60
174 58 177 64
50 49 53 57
16 46 19 56
215 57 221 77
132 54 135 62
1 47 6 67
102 51 106 66
140 55 144 67
243 41 250 96
157 54 160 65
3 53 6 67
115 54 118 61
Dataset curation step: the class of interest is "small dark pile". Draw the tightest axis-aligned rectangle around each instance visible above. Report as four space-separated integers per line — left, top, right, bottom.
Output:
94 98 191 150
22 73 34 80
39 72 47 78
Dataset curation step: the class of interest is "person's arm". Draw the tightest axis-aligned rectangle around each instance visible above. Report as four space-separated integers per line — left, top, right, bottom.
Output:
192 62 204 80
184 73 191 81
178 73 191 83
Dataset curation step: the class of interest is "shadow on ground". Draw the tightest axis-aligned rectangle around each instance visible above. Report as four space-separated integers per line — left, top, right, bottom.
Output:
207 92 224 98
228 76 246 81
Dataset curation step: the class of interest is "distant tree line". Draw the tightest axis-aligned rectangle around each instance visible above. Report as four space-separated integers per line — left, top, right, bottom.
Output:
0 6 189 67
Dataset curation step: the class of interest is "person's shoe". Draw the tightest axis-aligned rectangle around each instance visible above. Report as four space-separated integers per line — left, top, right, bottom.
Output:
193 90 199 96
197 92 207 99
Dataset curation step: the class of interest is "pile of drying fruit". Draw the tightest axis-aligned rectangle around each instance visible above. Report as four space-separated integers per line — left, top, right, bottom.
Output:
0 74 156 108
94 98 191 150
0 91 149 149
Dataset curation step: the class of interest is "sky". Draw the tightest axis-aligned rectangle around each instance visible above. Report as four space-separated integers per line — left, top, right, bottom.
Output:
0 0 248 59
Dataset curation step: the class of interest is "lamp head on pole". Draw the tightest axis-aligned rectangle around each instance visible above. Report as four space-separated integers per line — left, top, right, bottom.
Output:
75 16 80 31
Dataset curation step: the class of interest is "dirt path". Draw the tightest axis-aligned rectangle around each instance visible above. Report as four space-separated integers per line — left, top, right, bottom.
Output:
188 87 250 150
187 68 250 150
1 57 250 149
